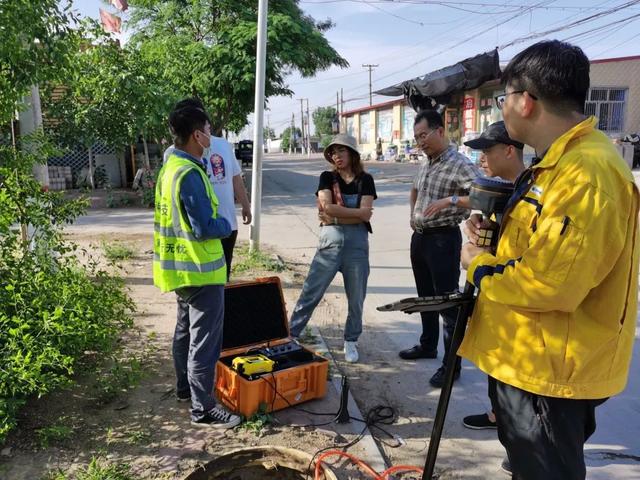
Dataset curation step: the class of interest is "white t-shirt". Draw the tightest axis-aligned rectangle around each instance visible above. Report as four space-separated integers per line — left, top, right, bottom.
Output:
163 137 242 230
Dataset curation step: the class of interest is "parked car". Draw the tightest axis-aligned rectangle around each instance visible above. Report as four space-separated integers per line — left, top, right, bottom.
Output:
235 140 254 166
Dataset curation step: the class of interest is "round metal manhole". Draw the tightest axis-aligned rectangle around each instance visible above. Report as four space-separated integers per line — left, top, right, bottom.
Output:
183 446 337 480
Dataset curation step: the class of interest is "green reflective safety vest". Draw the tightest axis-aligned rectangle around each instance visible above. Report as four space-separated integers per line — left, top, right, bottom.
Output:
153 153 227 292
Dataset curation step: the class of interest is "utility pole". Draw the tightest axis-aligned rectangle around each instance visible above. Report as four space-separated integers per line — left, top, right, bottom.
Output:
289 113 294 154
298 98 306 155
305 98 310 157
249 0 268 252
362 64 379 106
340 88 344 116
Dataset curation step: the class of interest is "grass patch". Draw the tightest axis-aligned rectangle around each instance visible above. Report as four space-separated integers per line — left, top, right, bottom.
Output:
299 327 318 344
93 342 154 405
101 242 136 262
46 457 134 480
125 429 151 445
36 418 74 448
232 244 285 274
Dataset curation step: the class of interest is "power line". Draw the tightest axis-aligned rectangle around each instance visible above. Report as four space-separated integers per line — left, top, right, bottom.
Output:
302 0 640 10
497 0 640 49
274 0 637 130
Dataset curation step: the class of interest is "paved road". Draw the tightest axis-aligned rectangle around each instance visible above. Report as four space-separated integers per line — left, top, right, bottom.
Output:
71 153 640 478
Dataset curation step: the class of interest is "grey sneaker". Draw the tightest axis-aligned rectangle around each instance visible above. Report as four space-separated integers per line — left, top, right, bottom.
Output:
191 405 241 429
344 341 359 363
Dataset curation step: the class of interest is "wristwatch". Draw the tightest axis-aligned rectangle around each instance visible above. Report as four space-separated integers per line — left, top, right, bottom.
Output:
450 194 459 206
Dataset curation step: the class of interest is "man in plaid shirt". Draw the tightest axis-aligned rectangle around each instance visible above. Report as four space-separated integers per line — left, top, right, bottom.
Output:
399 109 481 389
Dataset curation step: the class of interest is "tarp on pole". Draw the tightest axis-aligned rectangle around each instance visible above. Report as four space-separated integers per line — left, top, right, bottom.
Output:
374 50 501 111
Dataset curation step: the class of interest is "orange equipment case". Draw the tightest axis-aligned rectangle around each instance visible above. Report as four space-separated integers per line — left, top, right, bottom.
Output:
215 277 329 418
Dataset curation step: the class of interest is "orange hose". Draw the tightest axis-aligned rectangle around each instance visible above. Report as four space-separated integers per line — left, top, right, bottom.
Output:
380 465 425 478
313 450 424 480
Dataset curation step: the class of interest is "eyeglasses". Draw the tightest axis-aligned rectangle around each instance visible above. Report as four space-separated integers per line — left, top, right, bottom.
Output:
494 91 538 110
414 128 438 143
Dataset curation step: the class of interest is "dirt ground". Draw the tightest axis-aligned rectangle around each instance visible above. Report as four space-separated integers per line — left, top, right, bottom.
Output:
0 229 388 480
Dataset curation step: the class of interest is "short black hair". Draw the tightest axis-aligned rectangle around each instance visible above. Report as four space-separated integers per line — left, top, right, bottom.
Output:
501 40 589 115
174 97 206 112
168 103 210 147
414 109 444 129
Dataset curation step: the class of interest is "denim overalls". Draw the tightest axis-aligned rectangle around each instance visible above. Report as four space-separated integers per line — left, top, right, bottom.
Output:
289 193 370 341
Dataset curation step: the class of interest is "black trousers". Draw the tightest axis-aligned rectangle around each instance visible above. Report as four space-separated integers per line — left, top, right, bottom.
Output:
221 229 238 281
488 377 607 480
409 227 461 368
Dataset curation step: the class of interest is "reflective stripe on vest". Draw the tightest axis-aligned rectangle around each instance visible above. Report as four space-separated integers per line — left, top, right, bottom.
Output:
153 254 226 273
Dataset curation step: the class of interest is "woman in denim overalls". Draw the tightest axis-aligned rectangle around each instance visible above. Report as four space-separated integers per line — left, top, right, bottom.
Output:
289 134 377 363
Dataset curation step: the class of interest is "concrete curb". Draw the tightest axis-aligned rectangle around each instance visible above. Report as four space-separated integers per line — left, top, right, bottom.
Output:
306 325 389 474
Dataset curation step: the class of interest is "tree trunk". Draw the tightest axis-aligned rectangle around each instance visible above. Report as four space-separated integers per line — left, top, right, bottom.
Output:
141 134 151 170
88 145 95 189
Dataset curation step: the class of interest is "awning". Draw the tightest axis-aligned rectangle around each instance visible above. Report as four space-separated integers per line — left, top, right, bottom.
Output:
374 50 501 111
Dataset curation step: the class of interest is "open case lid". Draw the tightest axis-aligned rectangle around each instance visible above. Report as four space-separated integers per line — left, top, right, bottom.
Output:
222 277 289 352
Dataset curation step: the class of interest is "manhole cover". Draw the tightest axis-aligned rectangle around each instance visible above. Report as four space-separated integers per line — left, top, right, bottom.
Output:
183 446 337 480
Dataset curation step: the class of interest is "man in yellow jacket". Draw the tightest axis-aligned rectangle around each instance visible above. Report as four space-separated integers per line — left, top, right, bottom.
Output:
460 40 639 479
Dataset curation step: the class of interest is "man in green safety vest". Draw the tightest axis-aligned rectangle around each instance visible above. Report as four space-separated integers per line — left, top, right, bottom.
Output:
153 101 241 428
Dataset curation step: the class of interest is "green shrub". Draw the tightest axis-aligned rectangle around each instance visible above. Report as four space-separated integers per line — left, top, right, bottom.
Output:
0 136 135 443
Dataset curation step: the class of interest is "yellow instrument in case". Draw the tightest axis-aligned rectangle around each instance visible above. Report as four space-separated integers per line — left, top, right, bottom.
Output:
231 354 275 376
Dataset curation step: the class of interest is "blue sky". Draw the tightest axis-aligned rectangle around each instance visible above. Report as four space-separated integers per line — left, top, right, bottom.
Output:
73 1 640 137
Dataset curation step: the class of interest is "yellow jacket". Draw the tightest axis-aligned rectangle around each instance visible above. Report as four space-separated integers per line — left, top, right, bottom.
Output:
459 117 639 399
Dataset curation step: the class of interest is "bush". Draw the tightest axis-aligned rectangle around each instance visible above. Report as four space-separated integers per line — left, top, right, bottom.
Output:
0 135 135 443
139 167 160 207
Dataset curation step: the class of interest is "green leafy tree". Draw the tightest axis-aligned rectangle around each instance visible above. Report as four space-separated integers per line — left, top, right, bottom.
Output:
281 126 302 152
126 0 348 133
45 21 177 183
312 106 338 136
0 0 78 124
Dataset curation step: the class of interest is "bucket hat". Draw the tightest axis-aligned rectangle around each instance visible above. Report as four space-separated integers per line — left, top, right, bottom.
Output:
323 134 360 163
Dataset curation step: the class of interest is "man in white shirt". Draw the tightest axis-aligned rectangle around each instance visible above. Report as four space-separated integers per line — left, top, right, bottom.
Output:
164 136 251 280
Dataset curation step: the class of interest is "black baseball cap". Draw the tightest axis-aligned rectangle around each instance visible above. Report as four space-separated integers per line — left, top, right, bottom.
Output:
464 121 524 150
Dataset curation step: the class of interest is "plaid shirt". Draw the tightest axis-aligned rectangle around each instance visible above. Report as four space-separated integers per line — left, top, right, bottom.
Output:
413 146 481 229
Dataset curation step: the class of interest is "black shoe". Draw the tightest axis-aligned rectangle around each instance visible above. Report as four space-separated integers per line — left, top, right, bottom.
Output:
463 413 497 430
399 345 437 360
429 366 460 388
191 405 242 429
176 390 191 402
500 458 512 475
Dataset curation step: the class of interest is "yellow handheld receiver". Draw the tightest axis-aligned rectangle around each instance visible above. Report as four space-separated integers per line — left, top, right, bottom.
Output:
231 354 275 376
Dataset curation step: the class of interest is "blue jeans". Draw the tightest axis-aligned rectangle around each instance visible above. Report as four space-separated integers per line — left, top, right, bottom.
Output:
410 227 461 370
174 284 224 421
290 224 369 342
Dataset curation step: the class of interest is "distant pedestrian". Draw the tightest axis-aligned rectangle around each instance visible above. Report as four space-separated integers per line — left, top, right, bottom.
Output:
399 109 481 390
289 134 376 363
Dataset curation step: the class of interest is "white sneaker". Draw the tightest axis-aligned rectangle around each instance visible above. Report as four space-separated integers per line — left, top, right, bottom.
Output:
344 341 359 363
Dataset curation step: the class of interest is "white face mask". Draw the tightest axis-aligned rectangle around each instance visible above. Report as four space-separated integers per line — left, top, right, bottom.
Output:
195 130 210 157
